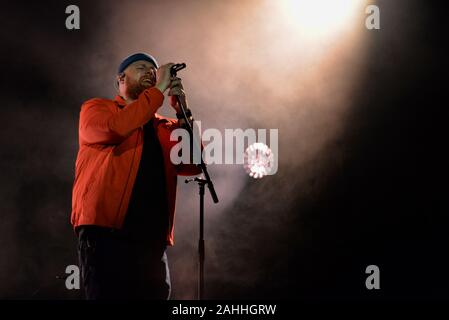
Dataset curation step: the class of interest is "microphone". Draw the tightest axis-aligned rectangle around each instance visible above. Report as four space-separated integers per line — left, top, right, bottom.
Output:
170 63 186 76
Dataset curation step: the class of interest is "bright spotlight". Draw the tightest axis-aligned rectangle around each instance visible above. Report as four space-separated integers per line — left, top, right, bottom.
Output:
244 143 274 179
279 0 363 39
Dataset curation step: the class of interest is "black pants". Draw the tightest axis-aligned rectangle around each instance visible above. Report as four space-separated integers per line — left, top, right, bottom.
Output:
77 226 171 300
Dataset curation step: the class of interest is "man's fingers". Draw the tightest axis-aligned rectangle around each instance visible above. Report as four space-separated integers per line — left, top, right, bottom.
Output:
168 87 185 96
170 77 181 86
169 78 183 87
160 63 175 74
170 82 183 90
168 87 184 96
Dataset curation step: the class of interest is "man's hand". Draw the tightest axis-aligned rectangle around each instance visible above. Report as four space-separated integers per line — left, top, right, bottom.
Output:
155 63 175 93
168 77 185 113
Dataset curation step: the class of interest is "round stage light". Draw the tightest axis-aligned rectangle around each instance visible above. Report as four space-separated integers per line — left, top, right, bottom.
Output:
244 142 274 179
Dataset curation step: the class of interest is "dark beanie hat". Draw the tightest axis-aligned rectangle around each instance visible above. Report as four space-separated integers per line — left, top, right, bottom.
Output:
117 52 159 74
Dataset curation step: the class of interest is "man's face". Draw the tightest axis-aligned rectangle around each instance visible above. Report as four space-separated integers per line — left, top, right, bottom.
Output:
122 60 157 100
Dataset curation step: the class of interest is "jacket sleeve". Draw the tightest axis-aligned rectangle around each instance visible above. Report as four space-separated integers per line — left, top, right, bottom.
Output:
79 87 164 145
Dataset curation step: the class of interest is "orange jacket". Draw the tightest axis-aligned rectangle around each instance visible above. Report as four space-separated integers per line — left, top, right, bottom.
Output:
71 87 200 245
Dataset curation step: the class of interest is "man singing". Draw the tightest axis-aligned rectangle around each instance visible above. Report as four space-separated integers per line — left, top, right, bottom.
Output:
71 52 200 299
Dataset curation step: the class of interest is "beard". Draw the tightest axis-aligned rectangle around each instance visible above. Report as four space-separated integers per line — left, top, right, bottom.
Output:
125 76 154 100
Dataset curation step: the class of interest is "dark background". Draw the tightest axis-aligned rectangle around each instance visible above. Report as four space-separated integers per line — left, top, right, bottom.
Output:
0 0 447 300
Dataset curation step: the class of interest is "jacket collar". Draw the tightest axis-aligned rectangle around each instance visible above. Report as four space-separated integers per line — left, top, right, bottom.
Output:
114 95 127 108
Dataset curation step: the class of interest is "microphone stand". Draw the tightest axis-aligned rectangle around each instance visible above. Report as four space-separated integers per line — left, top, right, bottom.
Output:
170 64 219 300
